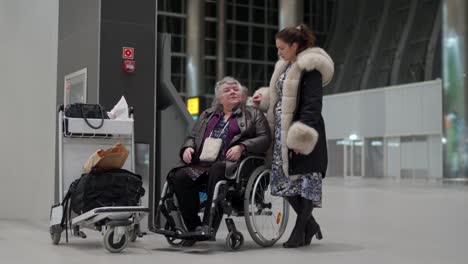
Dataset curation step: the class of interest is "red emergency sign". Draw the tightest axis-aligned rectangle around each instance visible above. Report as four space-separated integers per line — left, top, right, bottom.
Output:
122 47 134 59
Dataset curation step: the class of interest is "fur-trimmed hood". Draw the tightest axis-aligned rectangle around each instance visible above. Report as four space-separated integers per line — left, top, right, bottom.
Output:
254 47 334 112
296 47 334 85
253 47 334 179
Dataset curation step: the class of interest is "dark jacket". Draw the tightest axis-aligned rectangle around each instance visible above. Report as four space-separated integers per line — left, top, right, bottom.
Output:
180 105 271 177
255 47 334 179
289 70 328 176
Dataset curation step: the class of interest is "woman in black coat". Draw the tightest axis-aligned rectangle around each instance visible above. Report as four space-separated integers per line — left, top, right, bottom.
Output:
252 24 334 248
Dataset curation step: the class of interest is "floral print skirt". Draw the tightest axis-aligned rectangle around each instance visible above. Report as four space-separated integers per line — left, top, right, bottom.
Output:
270 100 322 207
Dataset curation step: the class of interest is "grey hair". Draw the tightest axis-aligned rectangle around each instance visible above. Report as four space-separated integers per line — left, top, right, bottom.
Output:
211 76 242 107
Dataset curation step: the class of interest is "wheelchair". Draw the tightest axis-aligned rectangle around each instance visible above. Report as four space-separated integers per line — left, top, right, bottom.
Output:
151 156 289 250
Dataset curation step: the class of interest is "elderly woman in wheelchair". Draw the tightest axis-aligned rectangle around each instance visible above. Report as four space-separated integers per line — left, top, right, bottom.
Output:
153 77 289 250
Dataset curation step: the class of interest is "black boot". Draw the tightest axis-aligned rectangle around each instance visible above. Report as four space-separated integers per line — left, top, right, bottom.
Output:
286 196 302 215
286 196 322 246
283 196 313 248
304 215 322 245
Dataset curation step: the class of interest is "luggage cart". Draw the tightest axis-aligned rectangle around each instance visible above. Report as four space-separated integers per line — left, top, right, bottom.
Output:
49 104 149 253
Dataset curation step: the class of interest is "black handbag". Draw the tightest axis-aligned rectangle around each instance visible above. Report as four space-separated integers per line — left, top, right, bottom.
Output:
65 103 109 129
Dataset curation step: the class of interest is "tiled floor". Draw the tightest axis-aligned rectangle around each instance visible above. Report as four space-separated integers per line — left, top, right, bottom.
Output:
1 177 467 264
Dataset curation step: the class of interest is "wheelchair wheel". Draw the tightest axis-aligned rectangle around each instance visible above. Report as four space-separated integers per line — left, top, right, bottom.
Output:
226 231 244 251
164 222 184 246
244 167 289 247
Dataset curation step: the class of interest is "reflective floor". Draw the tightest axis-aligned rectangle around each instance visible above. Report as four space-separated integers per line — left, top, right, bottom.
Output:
1 177 467 264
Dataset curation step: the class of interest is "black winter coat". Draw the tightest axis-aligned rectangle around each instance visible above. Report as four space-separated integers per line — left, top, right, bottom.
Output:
288 70 328 177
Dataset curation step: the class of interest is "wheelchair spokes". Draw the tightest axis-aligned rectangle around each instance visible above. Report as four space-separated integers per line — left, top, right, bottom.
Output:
244 168 289 247
153 159 289 249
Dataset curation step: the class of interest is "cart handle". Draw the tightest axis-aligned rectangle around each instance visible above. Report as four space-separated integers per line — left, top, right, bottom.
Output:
57 104 64 113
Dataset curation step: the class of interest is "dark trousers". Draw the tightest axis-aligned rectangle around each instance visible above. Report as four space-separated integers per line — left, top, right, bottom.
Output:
171 162 227 231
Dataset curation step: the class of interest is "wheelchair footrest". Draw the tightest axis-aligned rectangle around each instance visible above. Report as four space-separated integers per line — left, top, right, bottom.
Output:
179 225 213 241
178 232 211 241
151 228 176 237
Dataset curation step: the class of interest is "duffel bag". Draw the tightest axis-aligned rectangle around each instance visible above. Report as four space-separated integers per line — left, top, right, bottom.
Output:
69 168 145 215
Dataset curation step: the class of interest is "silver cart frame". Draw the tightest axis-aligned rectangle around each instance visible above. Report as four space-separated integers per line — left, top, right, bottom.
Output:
50 105 149 253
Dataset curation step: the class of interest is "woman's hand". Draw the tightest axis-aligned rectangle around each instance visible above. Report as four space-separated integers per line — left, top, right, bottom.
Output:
252 93 262 105
182 147 195 164
226 145 244 161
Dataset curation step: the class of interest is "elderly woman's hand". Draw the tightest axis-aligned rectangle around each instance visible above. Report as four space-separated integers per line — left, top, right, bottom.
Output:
183 147 195 164
226 145 244 161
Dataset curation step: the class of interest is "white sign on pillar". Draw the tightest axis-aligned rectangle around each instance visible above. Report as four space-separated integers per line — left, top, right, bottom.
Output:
64 68 87 105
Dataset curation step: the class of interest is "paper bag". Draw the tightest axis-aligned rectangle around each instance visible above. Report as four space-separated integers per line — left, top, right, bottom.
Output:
83 143 129 172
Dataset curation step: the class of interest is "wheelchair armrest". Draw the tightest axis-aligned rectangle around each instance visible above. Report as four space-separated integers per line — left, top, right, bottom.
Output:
230 155 266 182
244 152 265 159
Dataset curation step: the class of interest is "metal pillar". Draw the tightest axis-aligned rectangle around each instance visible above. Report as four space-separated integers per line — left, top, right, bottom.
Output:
279 0 303 29
216 0 226 81
442 0 468 178
186 0 205 97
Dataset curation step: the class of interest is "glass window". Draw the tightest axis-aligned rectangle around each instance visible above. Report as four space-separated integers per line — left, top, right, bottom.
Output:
205 39 216 56
235 43 249 59
385 137 401 178
253 0 265 8
251 64 266 81
400 136 429 178
304 0 335 47
158 0 279 97
252 27 265 44
205 21 216 38
205 59 216 77
251 45 265 60
253 8 265 24
234 62 249 79
353 140 363 176
327 139 344 177
365 138 384 177
234 25 249 42
205 1 216 18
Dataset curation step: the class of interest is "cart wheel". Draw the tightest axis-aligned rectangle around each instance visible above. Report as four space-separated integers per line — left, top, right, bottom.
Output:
129 229 137 242
129 224 139 242
103 227 128 253
226 231 244 251
51 231 61 245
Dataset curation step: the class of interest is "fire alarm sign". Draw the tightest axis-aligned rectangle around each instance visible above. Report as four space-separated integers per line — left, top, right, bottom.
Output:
122 47 134 59
123 60 136 73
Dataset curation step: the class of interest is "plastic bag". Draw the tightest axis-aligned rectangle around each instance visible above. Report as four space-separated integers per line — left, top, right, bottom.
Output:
107 96 130 120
